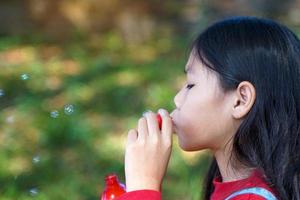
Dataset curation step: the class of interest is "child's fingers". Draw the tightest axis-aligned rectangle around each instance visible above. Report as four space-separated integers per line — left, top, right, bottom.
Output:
137 117 148 141
127 129 138 146
158 109 173 141
143 111 160 138
162 117 173 141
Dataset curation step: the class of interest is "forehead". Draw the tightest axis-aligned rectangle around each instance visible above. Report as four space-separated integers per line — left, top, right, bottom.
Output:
185 51 217 82
185 51 203 74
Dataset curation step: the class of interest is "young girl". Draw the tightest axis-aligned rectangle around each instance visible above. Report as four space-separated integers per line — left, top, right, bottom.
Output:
118 16 300 200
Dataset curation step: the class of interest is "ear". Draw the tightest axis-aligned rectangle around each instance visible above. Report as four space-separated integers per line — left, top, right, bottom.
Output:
232 81 256 119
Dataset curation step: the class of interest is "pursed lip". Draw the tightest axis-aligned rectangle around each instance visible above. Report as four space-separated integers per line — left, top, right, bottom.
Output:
170 110 177 133
170 109 176 119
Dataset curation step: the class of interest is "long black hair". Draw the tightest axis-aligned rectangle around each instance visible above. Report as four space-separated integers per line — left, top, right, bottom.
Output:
191 16 300 200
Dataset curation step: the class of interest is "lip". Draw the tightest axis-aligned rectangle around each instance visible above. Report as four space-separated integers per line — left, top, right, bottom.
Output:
170 109 176 118
170 110 177 133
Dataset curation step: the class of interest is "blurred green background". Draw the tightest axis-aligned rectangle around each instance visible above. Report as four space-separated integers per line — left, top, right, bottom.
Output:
1 1 300 200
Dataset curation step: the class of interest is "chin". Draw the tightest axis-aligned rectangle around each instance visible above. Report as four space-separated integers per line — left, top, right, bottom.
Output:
178 139 207 152
178 141 198 152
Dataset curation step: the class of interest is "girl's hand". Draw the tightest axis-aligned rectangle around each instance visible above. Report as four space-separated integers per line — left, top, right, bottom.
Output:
125 109 173 192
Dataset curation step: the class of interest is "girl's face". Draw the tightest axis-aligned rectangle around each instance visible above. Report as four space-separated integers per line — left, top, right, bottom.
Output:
170 51 237 151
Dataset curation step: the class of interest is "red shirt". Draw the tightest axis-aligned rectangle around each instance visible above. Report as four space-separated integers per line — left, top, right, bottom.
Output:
117 169 278 200
211 169 278 199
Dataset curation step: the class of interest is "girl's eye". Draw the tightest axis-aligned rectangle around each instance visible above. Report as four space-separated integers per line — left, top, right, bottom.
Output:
186 84 195 89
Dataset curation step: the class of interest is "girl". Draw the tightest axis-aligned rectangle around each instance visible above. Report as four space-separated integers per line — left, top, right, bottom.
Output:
118 16 300 200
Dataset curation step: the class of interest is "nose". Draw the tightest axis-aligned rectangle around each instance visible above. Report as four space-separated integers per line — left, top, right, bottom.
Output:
173 89 184 109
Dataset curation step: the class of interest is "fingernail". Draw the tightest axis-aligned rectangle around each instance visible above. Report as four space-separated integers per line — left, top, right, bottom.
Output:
158 108 166 117
142 110 152 117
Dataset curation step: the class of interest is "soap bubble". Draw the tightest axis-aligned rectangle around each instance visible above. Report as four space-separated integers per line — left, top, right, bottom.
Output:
50 110 59 118
0 89 4 97
20 74 30 81
6 116 14 124
29 187 38 196
64 104 74 115
32 155 41 164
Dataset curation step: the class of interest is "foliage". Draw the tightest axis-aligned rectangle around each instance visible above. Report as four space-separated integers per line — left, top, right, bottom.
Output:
0 31 210 200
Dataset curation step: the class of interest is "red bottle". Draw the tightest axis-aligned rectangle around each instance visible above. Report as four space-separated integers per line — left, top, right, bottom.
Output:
101 174 126 200
157 113 162 130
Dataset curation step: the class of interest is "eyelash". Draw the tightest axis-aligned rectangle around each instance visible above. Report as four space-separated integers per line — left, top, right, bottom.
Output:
186 84 195 89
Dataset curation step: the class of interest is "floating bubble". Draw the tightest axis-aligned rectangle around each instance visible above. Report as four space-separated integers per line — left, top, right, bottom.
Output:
20 73 30 81
32 155 41 164
50 110 59 118
6 116 14 124
0 89 4 97
64 104 74 115
29 188 38 196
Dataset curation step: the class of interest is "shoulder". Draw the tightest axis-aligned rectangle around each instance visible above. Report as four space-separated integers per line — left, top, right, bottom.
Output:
211 169 278 200
225 186 278 200
229 193 268 200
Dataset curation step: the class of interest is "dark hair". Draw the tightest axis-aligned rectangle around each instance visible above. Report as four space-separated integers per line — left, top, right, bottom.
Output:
192 16 300 200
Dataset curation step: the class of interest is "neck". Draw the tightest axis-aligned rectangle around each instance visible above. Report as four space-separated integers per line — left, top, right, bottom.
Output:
213 143 254 182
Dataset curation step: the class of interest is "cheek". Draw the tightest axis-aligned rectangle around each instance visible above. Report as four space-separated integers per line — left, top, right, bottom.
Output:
174 104 206 149
176 93 227 150
178 111 213 149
